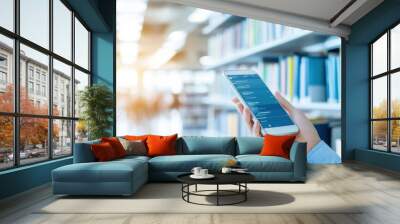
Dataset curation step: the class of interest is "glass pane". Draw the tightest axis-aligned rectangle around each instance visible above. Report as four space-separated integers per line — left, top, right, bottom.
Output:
0 0 14 31
391 24 400 70
53 0 72 60
74 69 89 118
20 0 49 49
372 121 388 151
53 119 72 157
0 34 14 112
372 76 387 119
75 120 88 143
20 117 49 165
0 116 13 170
391 120 400 153
20 44 49 115
372 33 387 76
74 18 89 69
53 59 72 117
391 72 400 118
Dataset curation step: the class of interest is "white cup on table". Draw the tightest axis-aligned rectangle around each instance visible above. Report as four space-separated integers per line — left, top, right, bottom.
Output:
191 167 202 176
200 169 208 176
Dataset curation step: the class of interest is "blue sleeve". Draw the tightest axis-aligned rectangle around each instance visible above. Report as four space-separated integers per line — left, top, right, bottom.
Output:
307 140 341 164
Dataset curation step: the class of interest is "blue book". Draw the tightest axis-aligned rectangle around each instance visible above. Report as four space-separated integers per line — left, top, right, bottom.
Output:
307 57 327 102
325 55 336 102
335 55 341 102
293 55 301 101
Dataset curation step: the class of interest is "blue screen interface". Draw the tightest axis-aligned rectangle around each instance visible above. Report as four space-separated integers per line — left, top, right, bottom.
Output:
227 73 294 128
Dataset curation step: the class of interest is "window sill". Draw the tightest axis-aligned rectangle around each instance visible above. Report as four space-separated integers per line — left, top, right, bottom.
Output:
0 156 72 176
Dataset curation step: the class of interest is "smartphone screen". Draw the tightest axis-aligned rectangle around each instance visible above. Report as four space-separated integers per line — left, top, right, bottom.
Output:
226 73 294 129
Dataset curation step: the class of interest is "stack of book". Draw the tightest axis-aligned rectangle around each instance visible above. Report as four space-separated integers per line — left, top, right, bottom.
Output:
259 54 341 103
208 18 303 59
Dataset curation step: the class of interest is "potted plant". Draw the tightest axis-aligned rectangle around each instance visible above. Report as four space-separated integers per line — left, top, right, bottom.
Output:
79 84 113 140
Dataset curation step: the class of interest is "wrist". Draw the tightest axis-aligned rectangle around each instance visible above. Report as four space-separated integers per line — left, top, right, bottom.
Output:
307 137 321 152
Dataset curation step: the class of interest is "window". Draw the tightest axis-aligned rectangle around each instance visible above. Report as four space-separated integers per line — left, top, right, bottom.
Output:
0 1 91 170
74 69 89 118
0 71 6 85
28 81 34 94
20 0 49 48
0 54 7 67
74 18 89 70
0 34 13 113
28 67 34 80
0 0 14 31
53 0 72 60
19 117 49 165
36 84 40 95
53 59 72 117
52 119 72 158
42 85 46 97
0 116 13 170
370 23 400 153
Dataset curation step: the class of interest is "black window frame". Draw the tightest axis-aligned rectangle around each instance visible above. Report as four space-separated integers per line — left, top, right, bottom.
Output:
0 0 92 171
370 20 400 154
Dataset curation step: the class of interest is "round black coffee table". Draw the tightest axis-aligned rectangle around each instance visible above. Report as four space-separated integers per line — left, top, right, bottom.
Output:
177 173 255 206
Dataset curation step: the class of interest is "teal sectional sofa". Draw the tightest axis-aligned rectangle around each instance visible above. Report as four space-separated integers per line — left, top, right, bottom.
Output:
52 136 306 196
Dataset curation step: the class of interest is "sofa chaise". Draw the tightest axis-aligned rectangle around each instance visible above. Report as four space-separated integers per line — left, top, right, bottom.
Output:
52 136 306 196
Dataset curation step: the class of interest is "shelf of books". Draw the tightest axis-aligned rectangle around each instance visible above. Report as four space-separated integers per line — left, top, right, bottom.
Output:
203 15 342 145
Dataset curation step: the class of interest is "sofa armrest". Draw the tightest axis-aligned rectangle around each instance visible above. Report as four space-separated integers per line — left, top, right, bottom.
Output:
73 141 98 163
289 141 307 181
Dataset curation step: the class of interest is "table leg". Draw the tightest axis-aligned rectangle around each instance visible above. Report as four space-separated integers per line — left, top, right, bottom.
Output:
217 184 219 206
195 184 198 192
245 183 247 201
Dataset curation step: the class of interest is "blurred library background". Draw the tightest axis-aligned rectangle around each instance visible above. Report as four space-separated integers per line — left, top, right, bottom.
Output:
116 0 342 157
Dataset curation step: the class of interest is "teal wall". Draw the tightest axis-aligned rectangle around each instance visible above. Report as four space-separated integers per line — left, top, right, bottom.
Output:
0 0 116 200
0 158 72 199
91 0 116 135
344 0 400 171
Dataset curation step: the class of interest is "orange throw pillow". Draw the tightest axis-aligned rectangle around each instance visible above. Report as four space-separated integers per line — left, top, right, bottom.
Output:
101 137 126 158
91 142 117 161
124 135 149 141
259 134 296 159
146 134 178 157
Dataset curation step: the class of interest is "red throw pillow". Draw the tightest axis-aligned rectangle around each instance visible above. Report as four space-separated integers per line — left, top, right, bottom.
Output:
91 142 117 161
101 137 126 158
124 135 149 142
146 134 178 157
259 134 296 159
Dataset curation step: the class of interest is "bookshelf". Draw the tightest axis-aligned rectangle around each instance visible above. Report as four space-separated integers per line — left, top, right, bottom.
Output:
206 31 332 69
202 14 245 35
202 15 342 140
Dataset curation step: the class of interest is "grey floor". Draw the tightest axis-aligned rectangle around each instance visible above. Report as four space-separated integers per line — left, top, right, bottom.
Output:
1 162 400 224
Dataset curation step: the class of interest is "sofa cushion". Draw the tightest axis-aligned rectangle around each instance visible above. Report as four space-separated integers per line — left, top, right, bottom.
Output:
236 155 293 172
177 136 236 155
53 158 147 183
91 142 118 161
73 139 100 163
101 137 127 158
236 137 263 155
149 154 235 172
118 138 147 156
147 134 178 157
259 134 296 159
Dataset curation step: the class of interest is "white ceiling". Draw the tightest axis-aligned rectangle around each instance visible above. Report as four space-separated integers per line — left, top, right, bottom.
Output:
228 0 352 23
166 0 384 38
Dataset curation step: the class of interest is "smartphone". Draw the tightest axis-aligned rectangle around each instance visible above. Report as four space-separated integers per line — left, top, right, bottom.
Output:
224 70 299 136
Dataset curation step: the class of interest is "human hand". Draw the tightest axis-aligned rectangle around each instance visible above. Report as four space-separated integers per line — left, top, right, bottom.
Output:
232 92 321 152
